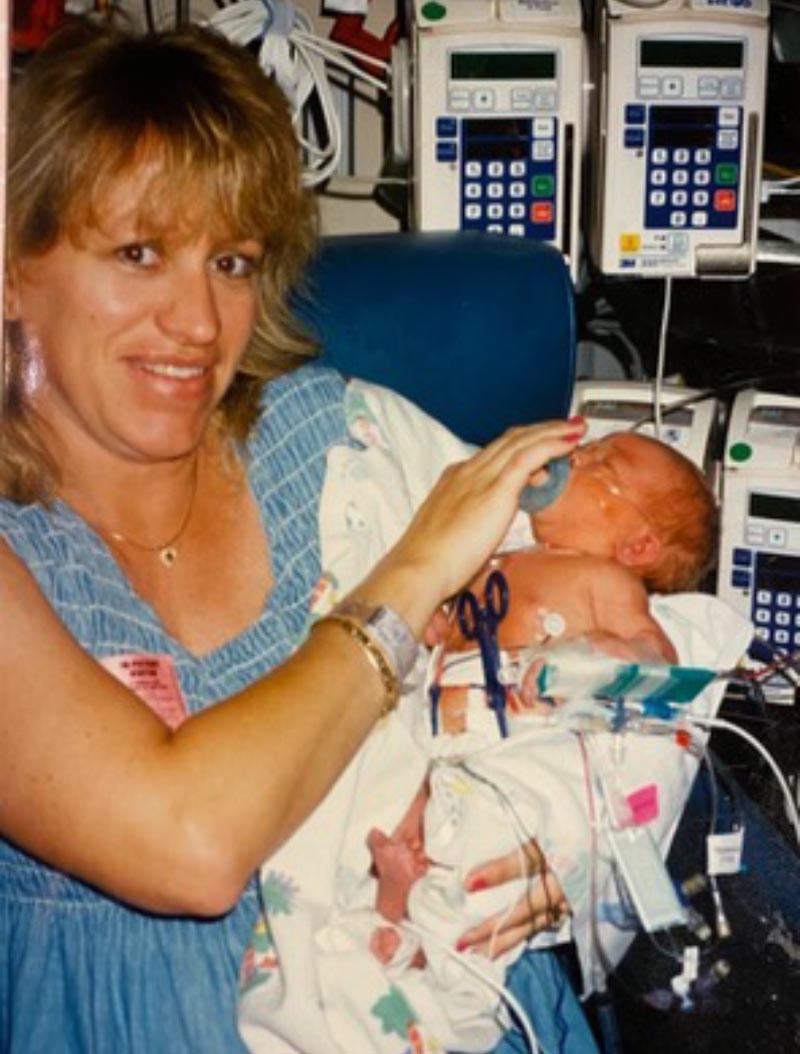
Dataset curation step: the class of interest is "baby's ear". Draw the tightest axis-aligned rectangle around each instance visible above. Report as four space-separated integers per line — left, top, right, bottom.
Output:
615 525 662 572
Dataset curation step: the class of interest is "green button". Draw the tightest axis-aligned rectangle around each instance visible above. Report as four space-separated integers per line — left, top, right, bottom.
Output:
532 174 554 197
421 1 446 19
716 162 738 186
729 442 752 463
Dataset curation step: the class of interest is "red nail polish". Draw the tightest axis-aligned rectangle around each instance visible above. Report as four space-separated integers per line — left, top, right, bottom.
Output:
468 876 489 892
568 415 585 425
455 939 470 953
565 432 582 443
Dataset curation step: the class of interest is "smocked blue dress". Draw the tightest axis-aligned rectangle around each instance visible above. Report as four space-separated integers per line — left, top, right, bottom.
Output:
0 364 350 1053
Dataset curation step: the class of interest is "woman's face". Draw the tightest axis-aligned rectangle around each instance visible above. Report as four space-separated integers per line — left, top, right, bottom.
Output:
7 162 263 468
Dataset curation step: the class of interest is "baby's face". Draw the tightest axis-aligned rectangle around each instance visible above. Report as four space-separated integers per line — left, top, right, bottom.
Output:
530 432 676 554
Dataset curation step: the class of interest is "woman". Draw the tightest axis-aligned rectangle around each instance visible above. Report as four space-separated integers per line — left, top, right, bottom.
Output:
0 19 583 1053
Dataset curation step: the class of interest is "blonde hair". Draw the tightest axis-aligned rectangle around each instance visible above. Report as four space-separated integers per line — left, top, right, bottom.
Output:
3 19 318 501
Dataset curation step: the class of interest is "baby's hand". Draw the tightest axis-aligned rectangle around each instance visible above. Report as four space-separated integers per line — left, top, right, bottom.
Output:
369 925 426 969
370 925 403 965
513 657 562 714
423 606 452 648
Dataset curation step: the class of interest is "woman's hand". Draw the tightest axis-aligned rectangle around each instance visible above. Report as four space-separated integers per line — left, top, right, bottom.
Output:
367 420 585 634
456 841 569 959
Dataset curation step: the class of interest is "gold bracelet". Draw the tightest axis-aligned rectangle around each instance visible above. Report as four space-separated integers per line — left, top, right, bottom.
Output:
311 614 400 717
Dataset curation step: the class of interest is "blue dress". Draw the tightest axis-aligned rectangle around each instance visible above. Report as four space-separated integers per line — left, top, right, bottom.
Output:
0 364 349 1054
0 361 596 1054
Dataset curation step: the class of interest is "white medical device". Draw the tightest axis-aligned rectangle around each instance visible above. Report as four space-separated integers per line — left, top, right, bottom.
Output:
571 380 718 471
410 0 584 277
718 389 800 704
590 0 770 278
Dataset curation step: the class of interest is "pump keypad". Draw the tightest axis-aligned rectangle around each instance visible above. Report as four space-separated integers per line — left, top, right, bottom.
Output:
623 104 742 232
434 116 558 240
734 549 800 648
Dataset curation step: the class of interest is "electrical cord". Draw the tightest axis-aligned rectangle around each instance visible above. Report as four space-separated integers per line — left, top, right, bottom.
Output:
628 367 800 432
400 919 544 1054
685 715 800 844
456 758 560 932
652 276 673 439
206 0 390 187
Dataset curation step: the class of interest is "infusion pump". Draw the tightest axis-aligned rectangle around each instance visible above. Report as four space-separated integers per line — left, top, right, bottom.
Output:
591 0 769 278
570 380 718 471
718 390 800 704
410 0 584 278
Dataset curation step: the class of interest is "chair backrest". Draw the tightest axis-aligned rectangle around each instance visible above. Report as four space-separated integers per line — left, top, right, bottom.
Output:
295 231 577 446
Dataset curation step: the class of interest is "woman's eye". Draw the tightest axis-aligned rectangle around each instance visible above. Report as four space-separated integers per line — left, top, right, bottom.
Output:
116 243 159 268
213 253 258 279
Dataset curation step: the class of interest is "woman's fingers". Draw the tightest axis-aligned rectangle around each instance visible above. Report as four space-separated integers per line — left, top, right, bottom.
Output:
393 420 586 605
461 421 584 507
458 841 568 960
457 871 569 959
464 839 545 890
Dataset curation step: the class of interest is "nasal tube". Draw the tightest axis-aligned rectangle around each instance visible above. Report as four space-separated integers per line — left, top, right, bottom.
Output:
518 455 570 514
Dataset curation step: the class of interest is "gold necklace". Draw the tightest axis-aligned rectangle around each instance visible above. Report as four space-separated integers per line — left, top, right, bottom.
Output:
107 456 199 568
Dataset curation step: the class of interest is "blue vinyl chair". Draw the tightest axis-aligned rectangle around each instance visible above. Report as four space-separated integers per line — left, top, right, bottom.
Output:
296 230 577 446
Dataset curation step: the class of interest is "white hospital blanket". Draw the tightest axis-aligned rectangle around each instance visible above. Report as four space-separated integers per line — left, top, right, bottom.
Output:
238 379 753 1054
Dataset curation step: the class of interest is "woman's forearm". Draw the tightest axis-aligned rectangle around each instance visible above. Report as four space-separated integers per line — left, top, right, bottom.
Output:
0 546 435 915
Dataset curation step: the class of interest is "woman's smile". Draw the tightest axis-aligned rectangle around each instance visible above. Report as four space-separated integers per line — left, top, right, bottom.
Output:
129 356 216 402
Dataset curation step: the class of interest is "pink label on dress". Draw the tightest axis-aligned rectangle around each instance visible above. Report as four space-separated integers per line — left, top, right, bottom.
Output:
626 784 659 826
101 654 188 730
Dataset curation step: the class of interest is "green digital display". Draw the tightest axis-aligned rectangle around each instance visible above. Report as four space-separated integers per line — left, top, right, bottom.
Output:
640 39 744 70
451 51 556 81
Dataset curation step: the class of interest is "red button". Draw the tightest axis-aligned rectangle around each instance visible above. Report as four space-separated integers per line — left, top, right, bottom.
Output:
714 189 736 213
530 202 553 224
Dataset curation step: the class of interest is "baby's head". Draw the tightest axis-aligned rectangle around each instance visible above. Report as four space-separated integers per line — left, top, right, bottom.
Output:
530 432 719 593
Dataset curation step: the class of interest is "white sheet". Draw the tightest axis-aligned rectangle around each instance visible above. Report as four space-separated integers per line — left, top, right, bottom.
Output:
237 380 754 1054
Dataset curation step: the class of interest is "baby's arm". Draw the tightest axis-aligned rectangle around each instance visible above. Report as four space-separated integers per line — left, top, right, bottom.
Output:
585 562 677 663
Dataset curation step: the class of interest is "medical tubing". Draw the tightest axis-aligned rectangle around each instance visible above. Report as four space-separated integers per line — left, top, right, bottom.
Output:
652 276 673 440
456 760 558 945
489 841 530 960
292 31 389 91
576 734 613 995
630 367 800 433
685 715 800 844
207 0 388 187
399 919 543 1054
